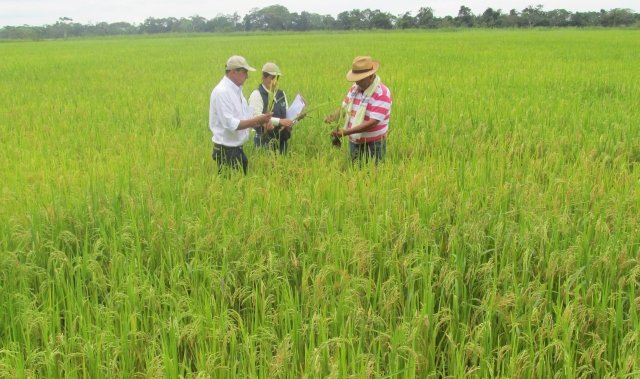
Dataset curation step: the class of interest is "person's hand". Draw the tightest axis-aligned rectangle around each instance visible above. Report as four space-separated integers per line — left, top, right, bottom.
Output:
324 113 337 124
324 108 342 124
263 121 275 131
256 112 272 126
279 118 293 128
331 129 344 138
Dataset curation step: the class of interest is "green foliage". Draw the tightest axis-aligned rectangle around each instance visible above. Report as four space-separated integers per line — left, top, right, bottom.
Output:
1 6 640 39
1 30 640 378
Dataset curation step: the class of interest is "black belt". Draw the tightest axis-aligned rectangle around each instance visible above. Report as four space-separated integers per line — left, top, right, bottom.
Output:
214 143 242 150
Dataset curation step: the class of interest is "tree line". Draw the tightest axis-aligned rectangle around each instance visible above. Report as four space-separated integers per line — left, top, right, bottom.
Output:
1 5 638 40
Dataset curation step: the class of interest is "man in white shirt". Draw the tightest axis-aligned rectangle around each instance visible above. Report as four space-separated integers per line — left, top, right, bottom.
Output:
209 55 272 174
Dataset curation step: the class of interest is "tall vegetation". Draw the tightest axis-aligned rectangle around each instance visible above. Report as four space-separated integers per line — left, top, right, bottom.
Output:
1 30 639 378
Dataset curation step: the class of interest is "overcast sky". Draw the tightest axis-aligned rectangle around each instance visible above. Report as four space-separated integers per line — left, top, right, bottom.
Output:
1 0 637 27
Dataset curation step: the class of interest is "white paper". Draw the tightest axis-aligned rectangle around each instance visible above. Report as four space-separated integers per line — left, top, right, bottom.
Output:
286 94 305 120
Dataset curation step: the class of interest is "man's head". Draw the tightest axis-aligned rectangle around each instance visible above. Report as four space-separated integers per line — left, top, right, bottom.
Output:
355 74 377 92
261 62 282 90
225 55 255 86
346 56 379 91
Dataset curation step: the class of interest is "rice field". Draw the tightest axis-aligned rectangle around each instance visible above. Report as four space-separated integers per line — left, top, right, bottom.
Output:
1 29 639 378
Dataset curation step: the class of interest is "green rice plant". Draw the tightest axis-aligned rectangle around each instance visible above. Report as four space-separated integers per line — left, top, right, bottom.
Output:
0 29 639 378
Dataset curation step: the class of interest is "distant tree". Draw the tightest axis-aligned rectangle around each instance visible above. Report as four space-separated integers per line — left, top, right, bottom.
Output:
243 8 260 31
336 11 351 29
546 9 571 27
1 4 640 39
353 9 368 29
112 22 137 34
320 15 337 29
190 16 208 32
303 13 331 30
416 7 436 28
456 6 474 27
396 12 416 29
290 11 330 30
207 14 236 32
140 17 176 33
244 5 292 30
570 11 599 27
479 8 502 27
93 21 136 35
58 17 73 38
93 22 108 35
336 9 368 30
368 9 394 29
0 25 44 39
503 8 520 27
440 15 456 28
601 8 636 26
172 18 194 33
264 5 293 30
521 5 546 27
291 11 311 31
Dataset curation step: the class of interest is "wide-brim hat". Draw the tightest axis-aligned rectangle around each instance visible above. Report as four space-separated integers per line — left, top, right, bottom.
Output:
262 62 282 76
346 56 379 81
226 55 256 71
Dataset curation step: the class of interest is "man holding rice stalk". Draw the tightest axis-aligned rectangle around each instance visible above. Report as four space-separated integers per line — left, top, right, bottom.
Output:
326 56 392 164
209 55 273 175
249 62 301 154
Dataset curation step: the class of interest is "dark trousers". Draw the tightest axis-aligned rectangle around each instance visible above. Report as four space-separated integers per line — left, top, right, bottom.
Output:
254 127 291 155
349 139 386 164
212 144 248 175
254 134 289 154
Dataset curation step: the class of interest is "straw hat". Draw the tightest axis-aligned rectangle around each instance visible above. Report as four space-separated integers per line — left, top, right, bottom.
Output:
225 55 256 71
346 56 379 81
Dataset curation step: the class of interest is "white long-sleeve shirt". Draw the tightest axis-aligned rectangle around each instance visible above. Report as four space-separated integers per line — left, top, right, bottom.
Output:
209 76 253 147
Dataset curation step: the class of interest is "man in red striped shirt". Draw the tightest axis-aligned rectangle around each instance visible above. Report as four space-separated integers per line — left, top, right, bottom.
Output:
327 56 392 164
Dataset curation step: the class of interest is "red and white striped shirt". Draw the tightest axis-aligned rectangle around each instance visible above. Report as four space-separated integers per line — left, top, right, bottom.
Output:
342 81 392 143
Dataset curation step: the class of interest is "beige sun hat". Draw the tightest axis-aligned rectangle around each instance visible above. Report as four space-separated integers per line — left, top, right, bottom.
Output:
346 56 380 81
225 55 256 71
262 62 282 76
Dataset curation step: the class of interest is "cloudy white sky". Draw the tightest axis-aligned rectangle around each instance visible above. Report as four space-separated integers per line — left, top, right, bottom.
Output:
1 0 637 27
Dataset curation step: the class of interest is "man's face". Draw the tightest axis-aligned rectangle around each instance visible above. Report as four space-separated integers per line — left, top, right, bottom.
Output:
263 74 279 91
356 74 375 91
229 68 249 86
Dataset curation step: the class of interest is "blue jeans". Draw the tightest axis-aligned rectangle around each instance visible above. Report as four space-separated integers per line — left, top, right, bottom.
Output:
349 140 386 164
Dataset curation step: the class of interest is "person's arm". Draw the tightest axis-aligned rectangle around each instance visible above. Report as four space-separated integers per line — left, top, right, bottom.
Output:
272 90 296 128
250 88 282 129
268 90 287 127
214 92 272 131
331 85 390 138
248 90 264 117
331 119 379 138
237 114 272 130
325 87 353 123
279 118 293 128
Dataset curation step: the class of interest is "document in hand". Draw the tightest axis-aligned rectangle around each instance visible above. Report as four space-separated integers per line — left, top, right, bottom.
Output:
286 94 306 120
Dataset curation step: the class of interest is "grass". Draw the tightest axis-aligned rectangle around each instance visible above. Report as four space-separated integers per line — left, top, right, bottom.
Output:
1 29 639 378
